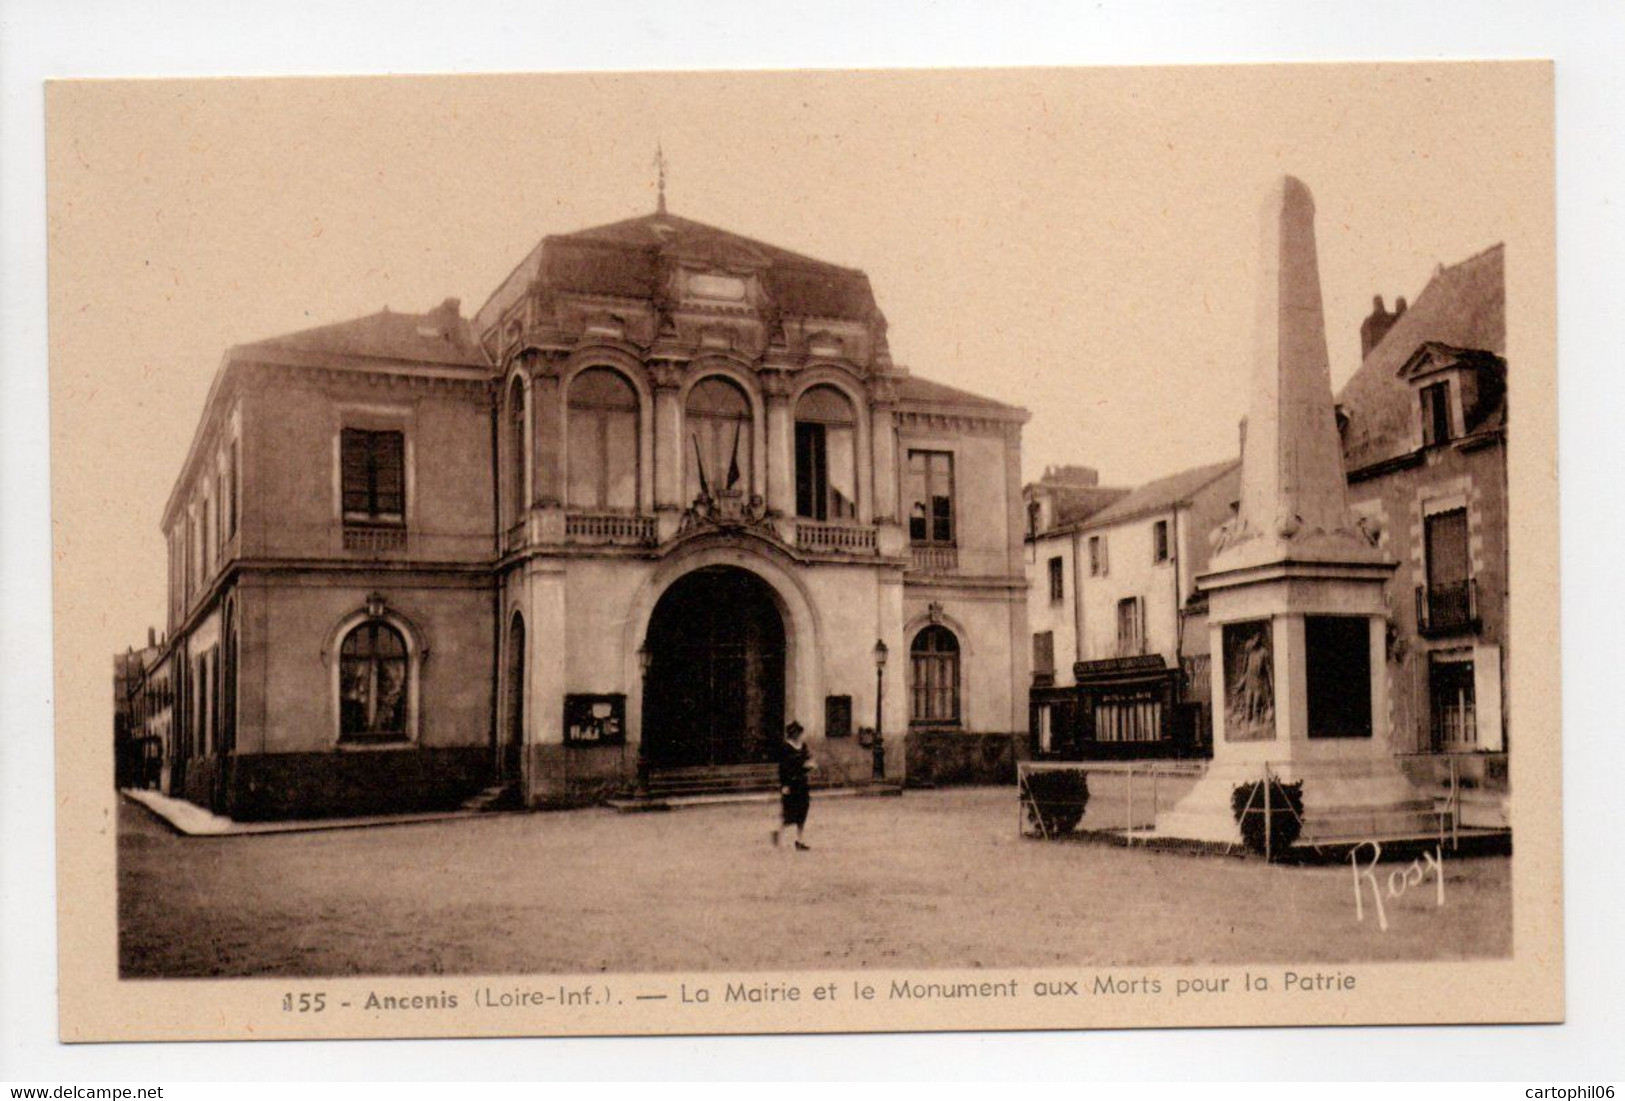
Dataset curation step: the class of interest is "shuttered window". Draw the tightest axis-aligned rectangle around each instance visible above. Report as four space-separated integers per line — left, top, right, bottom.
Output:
341 429 406 524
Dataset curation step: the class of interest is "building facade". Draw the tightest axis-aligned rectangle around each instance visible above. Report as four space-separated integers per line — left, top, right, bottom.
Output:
1025 461 1237 760
144 210 1031 819
1337 245 1508 772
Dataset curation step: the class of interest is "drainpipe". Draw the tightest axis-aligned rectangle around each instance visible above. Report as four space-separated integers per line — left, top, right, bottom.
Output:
1171 507 1183 663
1071 524 1085 677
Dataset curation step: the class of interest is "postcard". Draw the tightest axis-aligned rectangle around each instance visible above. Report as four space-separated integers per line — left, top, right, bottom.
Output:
49 62 1559 1041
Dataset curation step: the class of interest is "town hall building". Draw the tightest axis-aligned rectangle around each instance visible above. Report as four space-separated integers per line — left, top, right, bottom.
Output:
143 207 1031 819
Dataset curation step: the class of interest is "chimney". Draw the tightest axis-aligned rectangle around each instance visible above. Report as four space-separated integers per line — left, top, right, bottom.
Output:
1359 293 1406 359
147 627 157 649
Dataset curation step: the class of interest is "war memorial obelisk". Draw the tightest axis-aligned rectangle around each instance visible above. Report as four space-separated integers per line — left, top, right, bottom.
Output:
1155 176 1435 846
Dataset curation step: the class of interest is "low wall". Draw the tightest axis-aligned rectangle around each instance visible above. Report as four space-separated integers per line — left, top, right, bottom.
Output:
904 730 1026 787
526 743 633 809
227 747 491 820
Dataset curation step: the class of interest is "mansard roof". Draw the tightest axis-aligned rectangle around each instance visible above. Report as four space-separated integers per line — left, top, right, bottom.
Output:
1336 243 1505 471
474 210 880 332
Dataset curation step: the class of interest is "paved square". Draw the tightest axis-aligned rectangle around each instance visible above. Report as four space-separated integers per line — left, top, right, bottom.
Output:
119 787 1510 978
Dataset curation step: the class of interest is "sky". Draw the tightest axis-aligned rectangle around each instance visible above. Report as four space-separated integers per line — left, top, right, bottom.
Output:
46 63 1551 658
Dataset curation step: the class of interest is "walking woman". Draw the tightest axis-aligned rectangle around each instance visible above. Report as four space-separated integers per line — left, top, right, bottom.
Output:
771 721 816 851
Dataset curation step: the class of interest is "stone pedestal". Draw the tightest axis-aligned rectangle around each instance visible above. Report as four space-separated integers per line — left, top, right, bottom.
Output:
1153 562 1426 845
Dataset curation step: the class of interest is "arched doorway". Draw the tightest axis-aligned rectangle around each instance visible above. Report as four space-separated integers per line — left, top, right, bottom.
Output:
643 565 786 769
501 612 526 781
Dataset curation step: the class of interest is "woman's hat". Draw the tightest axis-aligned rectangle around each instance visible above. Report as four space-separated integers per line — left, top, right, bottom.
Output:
785 721 805 737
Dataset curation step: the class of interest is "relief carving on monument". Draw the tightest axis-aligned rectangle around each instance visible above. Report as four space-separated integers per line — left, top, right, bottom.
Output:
1223 620 1275 742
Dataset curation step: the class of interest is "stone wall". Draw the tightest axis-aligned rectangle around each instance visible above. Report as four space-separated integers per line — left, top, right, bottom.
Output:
227 747 491 820
904 729 1026 787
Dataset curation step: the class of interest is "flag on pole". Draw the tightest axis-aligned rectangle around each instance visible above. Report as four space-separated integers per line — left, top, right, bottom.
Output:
726 421 742 491
691 434 711 498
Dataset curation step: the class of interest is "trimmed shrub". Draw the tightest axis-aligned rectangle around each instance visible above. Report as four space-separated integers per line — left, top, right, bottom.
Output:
1230 778 1305 855
1022 769 1090 836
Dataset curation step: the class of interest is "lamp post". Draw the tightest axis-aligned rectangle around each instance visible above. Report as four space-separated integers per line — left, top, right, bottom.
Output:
872 639 889 781
636 640 652 793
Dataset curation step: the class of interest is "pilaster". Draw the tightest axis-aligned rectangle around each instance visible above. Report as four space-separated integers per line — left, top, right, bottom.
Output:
762 367 795 517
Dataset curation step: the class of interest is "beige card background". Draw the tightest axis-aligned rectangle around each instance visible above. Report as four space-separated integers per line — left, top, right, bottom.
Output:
46 62 1559 1042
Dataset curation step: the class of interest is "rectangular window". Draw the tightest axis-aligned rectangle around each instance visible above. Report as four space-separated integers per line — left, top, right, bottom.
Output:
906 450 955 545
1431 657 1478 749
1425 508 1470 588
1047 556 1065 603
1153 519 1170 563
1089 535 1108 576
1116 596 1143 656
569 404 638 511
1305 616 1373 738
795 422 827 520
1420 381 1452 446
1033 631 1055 678
341 428 406 524
1035 704 1053 754
1094 692 1162 743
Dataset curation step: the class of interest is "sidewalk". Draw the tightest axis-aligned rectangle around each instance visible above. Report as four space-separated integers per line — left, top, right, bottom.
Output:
120 788 490 837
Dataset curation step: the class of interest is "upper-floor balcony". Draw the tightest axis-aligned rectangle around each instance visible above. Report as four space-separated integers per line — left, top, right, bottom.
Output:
795 519 877 555
908 544 959 574
564 511 658 546
1416 579 1480 638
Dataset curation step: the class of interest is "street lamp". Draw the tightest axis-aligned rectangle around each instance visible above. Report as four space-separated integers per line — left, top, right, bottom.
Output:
872 639 889 781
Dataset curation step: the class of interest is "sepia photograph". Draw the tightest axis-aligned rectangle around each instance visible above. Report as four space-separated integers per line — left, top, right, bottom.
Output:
44 60 1560 1042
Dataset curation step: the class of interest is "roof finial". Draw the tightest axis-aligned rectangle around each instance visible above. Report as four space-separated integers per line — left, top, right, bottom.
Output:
654 143 668 215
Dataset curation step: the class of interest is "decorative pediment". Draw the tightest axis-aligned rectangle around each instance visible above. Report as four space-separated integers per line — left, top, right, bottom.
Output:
1397 341 1503 383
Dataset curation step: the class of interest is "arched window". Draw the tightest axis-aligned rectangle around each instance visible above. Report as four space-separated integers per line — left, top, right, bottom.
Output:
910 625 961 726
567 368 639 511
507 376 527 524
339 621 409 742
686 376 753 501
794 385 859 520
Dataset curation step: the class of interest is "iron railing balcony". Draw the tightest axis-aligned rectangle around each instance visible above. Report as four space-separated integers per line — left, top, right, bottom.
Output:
1416 578 1480 637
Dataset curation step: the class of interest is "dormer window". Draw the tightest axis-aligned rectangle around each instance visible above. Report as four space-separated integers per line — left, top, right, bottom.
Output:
1420 381 1452 447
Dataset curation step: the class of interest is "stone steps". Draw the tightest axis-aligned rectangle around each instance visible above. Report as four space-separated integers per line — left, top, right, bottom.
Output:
459 782 520 812
645 763 780 798
1295 804 1443 843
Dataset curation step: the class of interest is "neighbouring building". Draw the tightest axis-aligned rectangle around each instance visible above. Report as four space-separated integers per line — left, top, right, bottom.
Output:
113 631 166 790
1022 464 1129 694
141 207 1032 819
1337 244 1508 775
1025 460 1238 760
